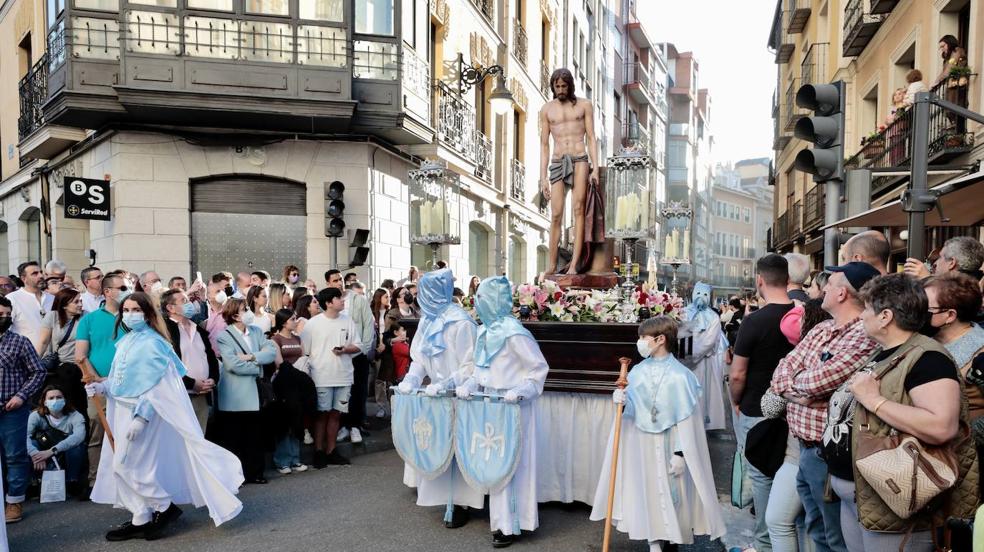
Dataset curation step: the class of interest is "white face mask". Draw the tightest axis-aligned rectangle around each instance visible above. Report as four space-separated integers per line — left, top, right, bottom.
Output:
636 338 652 359
214 290 228 305
241 310 256 326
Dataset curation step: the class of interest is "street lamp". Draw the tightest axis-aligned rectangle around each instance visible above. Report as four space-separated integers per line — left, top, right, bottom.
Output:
408 159 461 270
458 53 515 115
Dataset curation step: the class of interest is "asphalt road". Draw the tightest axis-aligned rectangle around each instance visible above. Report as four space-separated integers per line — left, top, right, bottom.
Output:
7 409 752 552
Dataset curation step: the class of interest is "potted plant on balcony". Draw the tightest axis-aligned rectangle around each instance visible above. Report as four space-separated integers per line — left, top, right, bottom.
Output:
948 65 973 88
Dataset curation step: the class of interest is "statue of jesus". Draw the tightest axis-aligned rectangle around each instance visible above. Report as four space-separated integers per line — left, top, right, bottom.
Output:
539 68 605 276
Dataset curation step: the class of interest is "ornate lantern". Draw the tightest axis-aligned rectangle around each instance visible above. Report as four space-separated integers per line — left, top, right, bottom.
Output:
606 147 654 322
408 159 461 269
660 202 693 295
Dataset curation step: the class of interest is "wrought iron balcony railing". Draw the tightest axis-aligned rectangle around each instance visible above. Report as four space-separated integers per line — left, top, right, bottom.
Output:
801 42 828 87
803 184 825 232
18 54 48 141
785 0 812 34
471 0 494 24
774 211 790 248
435 80 477 158
791 200 803 237
784 77 804 131
474 130 493 183
622 122 652 152
541 64 551 97
510 159 526 201
843 0 885 57
624 62 653 95
513 19 528 68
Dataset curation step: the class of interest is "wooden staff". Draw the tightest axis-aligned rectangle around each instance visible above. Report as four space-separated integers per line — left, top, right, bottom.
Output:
603 356 632 552
82 362 115 452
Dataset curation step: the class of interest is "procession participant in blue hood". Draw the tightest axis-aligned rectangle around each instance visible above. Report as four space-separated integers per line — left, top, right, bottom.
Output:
456 276 549 548
86 293 243 542
679 282 729 430
590 316 725 552
396 268 482 528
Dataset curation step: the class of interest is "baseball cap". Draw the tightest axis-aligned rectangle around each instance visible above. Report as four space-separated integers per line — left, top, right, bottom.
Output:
824 261 881 292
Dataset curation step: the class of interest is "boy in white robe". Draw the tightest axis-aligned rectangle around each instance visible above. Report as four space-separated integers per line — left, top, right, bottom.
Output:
456 276 549 548
396 268 483 528
590 316 725 552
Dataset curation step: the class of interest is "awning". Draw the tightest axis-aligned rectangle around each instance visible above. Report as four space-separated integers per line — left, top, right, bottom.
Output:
821 169 984 230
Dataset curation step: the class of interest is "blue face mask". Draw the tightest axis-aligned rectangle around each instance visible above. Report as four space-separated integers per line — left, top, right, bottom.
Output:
116 289 133 305
46 398 65 413
123 312 147 331
181 302 198 318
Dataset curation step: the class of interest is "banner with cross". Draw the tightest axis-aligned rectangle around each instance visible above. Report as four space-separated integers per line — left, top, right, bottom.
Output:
453 397 522 494
391 393 455 479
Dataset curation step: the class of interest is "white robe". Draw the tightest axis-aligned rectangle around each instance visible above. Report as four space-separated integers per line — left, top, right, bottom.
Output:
681 319 728 431
401 319 484 509
589 410 726 544
474 334 549 535
91 364 244 526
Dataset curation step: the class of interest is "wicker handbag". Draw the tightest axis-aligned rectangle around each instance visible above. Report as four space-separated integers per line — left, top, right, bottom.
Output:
854 405 959 519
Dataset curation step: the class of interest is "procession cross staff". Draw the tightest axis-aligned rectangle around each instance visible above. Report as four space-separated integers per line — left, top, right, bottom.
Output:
82 361 115 452
602 356 632 552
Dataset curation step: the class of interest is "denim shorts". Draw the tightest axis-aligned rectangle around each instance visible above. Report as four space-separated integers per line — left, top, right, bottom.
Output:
316 386 351 413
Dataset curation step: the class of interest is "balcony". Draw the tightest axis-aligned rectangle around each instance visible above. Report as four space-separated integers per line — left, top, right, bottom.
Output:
433 81 493 183
540 64 551 97
510 159 526 201
844 77 976 200
869 0 899 14
784 78 804 131
791 200 803 239
774 12 795 64
803 184 825 232
773 89 791 151
626 21 654 51
470 0 494 24
474 130 492 183
624 62 654 106
774 211 791 248
785 0 812 34
801 42 828 87
622 122 652 153
17 53 87 161
843 0 885 57
513 19 528 68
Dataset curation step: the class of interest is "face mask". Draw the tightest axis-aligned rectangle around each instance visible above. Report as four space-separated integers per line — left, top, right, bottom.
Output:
181 302 198 318
919 318 942 338
289 275 299 284
214 290 228 305
636 338 652 358
0 318 10 334
123 312 147 331
241 310 256 326
224 285 234 297
150 281 164 294
46 398 65 413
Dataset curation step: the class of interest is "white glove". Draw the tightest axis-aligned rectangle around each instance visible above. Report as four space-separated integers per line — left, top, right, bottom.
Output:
668 454 686 478
612 388 626 404
424 383 444 397
397 380 416 395
126 417 148 442
455 378 477 400
503 380 537 403
503 389 521 403
85 382 106 397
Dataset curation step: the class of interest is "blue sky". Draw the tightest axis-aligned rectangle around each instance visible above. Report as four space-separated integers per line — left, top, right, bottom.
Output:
639 1 777 165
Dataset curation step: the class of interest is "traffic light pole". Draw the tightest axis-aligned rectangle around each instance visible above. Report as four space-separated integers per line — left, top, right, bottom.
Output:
823 179 841 266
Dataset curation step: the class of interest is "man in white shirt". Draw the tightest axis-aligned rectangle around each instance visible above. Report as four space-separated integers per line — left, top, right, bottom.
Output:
8 262 45 349
301 287 362 467
80 267 104 314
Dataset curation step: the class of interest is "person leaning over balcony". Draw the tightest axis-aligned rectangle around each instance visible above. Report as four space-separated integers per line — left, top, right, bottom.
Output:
904 69 929 107
933 35 968 88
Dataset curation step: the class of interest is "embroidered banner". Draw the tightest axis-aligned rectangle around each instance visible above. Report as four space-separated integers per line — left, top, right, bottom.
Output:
453 398 521 494
391 394 454 479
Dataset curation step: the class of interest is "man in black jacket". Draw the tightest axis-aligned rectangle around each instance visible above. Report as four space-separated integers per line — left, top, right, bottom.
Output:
161 289 220 433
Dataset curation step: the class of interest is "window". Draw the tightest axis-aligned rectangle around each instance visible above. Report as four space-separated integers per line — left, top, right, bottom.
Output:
241 20 293 62
187 0 232 9
297 25 347 67
74 0 118 10
246 0 288 15
509 237 526 285
301 0 344 21
356 0 394 35
353 40 398 79
130 0 177 7
743 207 751 223
48 0 65 27
469 222 491 278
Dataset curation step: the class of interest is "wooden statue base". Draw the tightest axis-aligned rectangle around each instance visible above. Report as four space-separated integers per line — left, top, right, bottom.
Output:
544 272 620 290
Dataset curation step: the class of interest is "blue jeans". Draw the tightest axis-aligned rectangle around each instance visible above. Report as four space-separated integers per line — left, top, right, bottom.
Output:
797 444 847 552
736 413 773 552
0 404 31 503
274 435 300 468
55 444 87 484
766 461 808 551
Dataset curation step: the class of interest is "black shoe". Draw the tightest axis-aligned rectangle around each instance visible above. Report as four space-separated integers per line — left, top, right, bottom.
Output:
146 504 182 540
246 477 268 484
445 505 469 529
325 449 351 465
313 450 329 469
491 531 514 548
105 521 154 542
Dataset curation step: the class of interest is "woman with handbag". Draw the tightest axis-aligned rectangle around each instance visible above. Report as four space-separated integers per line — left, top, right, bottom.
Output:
27 386 87 497
823 274 977 551
215 298 277 485
35 289 86 416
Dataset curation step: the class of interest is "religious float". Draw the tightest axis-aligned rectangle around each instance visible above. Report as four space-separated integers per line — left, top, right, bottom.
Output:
402 150 707 505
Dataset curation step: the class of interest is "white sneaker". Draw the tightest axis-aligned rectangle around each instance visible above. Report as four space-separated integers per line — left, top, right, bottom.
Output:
375 408 386 418
277 466 292 475
291 463 308 473
303 429 314 445
350 428 363 444
337 427 350 442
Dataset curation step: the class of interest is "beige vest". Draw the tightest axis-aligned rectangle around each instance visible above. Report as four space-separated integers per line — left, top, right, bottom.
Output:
851 333 979 532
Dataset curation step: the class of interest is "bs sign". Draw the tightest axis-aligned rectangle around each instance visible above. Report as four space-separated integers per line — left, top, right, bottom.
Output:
64 177 110 221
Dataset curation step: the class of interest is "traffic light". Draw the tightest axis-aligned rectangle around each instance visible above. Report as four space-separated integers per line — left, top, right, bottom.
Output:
349 228 370 268
794 81 845 183
325 180 345 238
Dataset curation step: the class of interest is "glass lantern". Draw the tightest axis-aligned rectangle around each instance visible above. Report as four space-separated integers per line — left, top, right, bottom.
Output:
605 148 654 244
659 201 693 295
408 159 461 269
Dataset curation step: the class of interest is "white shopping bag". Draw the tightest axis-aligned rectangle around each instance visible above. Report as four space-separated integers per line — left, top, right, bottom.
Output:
40 458 66 503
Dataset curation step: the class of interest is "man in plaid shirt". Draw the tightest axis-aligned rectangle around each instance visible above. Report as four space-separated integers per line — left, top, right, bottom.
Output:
770 262 880 552
0 295 46 523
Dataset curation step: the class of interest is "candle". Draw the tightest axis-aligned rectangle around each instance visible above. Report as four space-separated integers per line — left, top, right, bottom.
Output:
683 229 691 260
431 199 445 236
418 200 431 236
664 233 673 258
